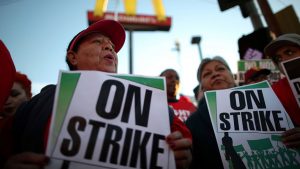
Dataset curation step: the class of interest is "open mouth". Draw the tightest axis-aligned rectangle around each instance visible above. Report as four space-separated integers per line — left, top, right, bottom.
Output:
104 54 114 61
212 79 225 85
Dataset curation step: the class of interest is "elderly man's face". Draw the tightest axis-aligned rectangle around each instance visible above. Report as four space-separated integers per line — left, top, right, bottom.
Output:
201 61 235 91
67 33 118 73
272 45 300 73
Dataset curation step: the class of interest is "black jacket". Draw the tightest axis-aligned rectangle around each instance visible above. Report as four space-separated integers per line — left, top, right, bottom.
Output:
12 85 56 153
185 98 224 169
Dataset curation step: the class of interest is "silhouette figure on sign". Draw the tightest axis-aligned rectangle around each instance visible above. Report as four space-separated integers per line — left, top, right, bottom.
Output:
222 132 246 169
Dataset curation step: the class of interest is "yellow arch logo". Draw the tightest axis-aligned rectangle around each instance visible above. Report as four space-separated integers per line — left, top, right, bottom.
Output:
94 0 166 21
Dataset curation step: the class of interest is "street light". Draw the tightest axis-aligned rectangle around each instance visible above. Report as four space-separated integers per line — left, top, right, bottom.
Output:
191 36 203 61
172 40 182 72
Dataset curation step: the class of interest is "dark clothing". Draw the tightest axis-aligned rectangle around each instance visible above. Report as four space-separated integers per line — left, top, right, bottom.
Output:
185 98 224 169
12 85 56 154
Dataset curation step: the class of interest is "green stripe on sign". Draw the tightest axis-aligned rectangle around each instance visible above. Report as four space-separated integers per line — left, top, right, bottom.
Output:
55 73 81 134
111 75 165 90
206 92 217 123
235 81 270 89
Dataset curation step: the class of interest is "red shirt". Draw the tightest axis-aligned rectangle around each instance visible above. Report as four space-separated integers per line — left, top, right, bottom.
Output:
168 95 197 122
272 77 300 126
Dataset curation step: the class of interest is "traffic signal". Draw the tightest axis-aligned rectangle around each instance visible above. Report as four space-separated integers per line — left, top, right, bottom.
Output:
238 28 273 60
218 0 251 12
239 2 250 18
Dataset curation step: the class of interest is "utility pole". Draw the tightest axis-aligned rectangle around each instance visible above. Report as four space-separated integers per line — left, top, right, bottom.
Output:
245 0 264 30
256 0 282 36
129 30 133 74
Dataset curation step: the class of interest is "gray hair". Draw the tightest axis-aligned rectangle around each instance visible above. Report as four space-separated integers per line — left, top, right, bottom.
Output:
197 56 231 83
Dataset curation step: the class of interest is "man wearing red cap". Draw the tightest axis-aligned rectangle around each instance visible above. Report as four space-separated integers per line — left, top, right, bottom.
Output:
264 33 300 149
244 67 271 84
2 20 192 169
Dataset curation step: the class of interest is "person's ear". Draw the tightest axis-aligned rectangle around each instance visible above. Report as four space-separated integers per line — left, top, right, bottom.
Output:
67 51 78 66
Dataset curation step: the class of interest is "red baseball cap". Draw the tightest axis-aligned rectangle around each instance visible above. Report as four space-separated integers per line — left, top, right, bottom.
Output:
68 19 126 53
0 40 16 111
244 67 270 83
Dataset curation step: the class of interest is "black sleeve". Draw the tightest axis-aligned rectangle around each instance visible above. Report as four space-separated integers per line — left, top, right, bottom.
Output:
12 85 56 153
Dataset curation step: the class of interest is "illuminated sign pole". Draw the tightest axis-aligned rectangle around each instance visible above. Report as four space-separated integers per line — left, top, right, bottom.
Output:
88 0 172 74
129 28 133 74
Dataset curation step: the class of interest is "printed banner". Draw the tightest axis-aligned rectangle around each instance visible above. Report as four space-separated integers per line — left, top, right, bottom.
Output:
237 59 281 84
281 57 300 108
46 71 175 169
205 81 300 169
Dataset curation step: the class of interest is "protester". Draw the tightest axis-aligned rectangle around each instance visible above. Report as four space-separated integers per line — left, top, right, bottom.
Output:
193 84 203 102
244 67 271 84
0 72 32 163
0 71 32 146
264 33 300 148
0 40 16 167
1 20 192 169
186 56 236 169
1 72 32 118
160 68 197 122
0 40 15 115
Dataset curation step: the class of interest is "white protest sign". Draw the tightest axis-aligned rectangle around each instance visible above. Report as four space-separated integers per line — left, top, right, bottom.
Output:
216 88 290 133
206 81 300 169
281 57 300 108
46 71 175 169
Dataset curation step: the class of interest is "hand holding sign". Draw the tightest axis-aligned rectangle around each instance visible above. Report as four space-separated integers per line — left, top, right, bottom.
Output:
166 131 192 169
282 127 300 148
3 152 49 169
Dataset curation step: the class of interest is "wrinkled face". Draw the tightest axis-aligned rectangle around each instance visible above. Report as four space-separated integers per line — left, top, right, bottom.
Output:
67 33 118 73
161 70 180 98
272 45 300 73
2 82 29 117
201 61 235 91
